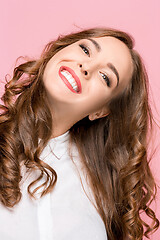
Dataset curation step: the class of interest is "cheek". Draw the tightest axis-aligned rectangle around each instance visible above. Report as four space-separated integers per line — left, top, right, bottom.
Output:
44 48 75 71
83 89 110 114
55 46 78 61
91 83 111 103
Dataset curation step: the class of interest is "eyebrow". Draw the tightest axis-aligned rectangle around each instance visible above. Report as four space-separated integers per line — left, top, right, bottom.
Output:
87 38 120 87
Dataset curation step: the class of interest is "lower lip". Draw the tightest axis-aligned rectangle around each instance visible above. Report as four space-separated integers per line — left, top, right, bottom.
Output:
58 68 80 94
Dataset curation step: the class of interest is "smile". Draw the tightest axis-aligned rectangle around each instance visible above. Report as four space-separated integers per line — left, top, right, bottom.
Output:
59 66 82 94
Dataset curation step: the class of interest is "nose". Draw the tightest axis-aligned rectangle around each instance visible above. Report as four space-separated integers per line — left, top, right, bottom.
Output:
79 64 89 77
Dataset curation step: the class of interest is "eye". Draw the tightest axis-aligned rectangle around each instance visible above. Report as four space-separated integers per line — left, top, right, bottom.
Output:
100 72 111 87
79 44 90 57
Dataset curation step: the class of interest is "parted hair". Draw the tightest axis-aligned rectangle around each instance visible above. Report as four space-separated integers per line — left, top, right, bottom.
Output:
0 27 159 240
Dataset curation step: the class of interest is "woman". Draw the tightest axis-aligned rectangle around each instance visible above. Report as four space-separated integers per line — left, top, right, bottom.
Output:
0 27 159 240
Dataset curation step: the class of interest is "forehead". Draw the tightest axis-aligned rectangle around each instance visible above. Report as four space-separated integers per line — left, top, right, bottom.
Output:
82 36 134 87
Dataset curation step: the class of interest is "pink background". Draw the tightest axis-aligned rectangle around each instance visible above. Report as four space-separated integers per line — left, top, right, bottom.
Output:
0 0 160 239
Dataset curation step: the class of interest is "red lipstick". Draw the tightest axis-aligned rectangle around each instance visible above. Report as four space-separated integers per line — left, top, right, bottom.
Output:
59 66 82 94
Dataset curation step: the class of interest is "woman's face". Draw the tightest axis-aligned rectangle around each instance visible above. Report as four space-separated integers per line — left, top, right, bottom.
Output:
43 36 133 122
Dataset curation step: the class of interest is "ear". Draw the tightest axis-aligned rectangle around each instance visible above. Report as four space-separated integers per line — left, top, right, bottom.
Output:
88 107 110 121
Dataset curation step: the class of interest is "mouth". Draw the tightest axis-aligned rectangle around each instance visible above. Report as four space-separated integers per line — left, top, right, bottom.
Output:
59 66 82 94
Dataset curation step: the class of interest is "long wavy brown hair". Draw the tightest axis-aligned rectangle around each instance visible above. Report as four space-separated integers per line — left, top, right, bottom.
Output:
0 27 159 240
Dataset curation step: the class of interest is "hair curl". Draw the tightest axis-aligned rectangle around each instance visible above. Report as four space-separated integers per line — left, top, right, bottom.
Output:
0 27 159 240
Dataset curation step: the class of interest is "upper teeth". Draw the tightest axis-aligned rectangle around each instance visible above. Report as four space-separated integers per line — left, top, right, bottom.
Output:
61 70 78 91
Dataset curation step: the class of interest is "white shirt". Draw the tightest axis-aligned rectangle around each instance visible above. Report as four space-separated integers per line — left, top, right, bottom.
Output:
0 130 108 240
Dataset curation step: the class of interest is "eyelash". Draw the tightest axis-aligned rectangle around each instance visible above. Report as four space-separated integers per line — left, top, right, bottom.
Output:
79 44 111 87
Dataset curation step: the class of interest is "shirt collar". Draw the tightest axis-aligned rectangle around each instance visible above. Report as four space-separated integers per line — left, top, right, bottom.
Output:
41 130 70 161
